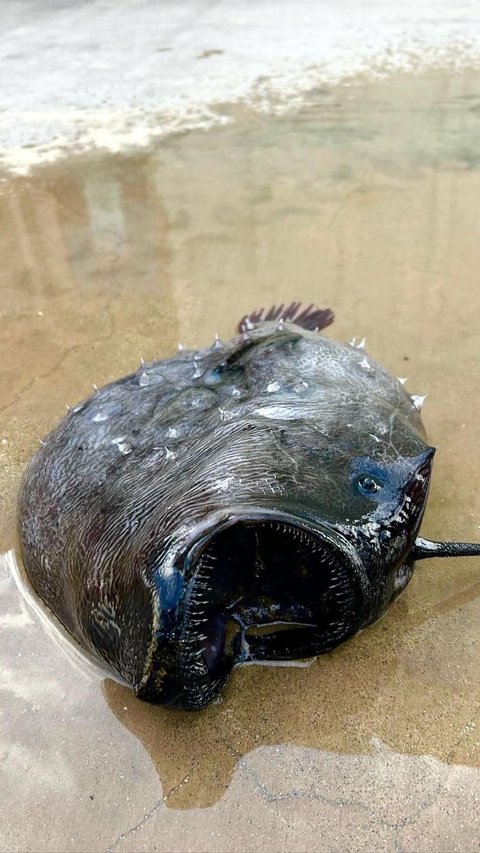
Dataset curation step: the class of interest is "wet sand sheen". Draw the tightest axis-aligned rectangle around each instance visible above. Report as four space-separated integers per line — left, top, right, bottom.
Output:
2 70 480 850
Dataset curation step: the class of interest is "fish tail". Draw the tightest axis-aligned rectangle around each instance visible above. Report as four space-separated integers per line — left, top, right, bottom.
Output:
238 302 334 333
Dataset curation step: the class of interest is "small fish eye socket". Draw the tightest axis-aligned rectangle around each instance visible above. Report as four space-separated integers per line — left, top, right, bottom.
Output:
355 474 383 495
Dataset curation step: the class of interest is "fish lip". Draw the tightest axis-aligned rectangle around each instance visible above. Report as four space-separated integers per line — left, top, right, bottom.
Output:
166 507 370 709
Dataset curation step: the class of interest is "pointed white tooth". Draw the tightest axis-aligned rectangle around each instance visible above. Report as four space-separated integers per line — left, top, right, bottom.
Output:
411 394 427 410
244 318 254 331
356 337 366 350
397 377 408 385
212 333 223 349
177 342 184 352
140 357 145 367
92 383 98 391
66 404 71 411
349 337 357 347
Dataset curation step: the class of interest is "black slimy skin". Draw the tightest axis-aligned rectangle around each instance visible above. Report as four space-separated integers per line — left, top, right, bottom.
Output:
17 304 480 709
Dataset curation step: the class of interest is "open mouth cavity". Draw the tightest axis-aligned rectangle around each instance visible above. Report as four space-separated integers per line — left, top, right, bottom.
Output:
177 518 364 708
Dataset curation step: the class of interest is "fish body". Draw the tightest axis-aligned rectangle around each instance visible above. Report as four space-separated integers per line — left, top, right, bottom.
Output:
18 305 469 709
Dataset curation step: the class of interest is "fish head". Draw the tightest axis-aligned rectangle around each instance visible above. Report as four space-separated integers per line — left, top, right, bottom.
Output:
143 411 436 709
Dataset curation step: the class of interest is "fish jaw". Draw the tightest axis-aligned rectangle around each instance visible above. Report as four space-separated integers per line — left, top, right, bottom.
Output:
140 508 372 709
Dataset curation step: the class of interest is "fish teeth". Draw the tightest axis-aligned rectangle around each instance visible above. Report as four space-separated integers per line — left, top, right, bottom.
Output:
177 342 184 352
212 333 223 350
277 318 285 330
397 377 408 385
411 394 427 410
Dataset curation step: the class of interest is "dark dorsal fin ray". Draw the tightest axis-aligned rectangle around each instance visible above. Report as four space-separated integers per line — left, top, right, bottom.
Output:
238 303 334 334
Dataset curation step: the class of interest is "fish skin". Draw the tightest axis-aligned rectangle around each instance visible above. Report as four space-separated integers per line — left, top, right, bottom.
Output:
18 305 435 709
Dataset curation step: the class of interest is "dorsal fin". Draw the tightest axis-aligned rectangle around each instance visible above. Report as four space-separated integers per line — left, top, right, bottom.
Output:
238 302 334 334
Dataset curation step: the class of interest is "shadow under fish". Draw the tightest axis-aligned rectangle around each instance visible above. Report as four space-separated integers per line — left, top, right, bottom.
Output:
17 303 480 709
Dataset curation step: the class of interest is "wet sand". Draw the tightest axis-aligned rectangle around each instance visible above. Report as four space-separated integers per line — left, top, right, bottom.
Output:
2 70 480 851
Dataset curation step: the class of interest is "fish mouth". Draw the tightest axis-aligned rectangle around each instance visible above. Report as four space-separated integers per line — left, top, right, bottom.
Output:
175 510 368 709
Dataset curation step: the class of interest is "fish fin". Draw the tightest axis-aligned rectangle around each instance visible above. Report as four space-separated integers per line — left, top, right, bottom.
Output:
238 302 334 333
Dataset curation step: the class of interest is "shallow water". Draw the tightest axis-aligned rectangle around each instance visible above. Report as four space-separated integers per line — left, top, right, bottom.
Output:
2 70 480 851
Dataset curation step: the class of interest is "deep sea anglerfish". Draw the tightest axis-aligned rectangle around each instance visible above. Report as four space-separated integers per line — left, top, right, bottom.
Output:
18 303 480 709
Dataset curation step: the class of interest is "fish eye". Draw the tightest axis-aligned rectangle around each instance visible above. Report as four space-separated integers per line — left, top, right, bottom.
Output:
355 474 383 495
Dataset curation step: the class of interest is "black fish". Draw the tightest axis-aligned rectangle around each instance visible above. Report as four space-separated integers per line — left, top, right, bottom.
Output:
18 303 480 709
